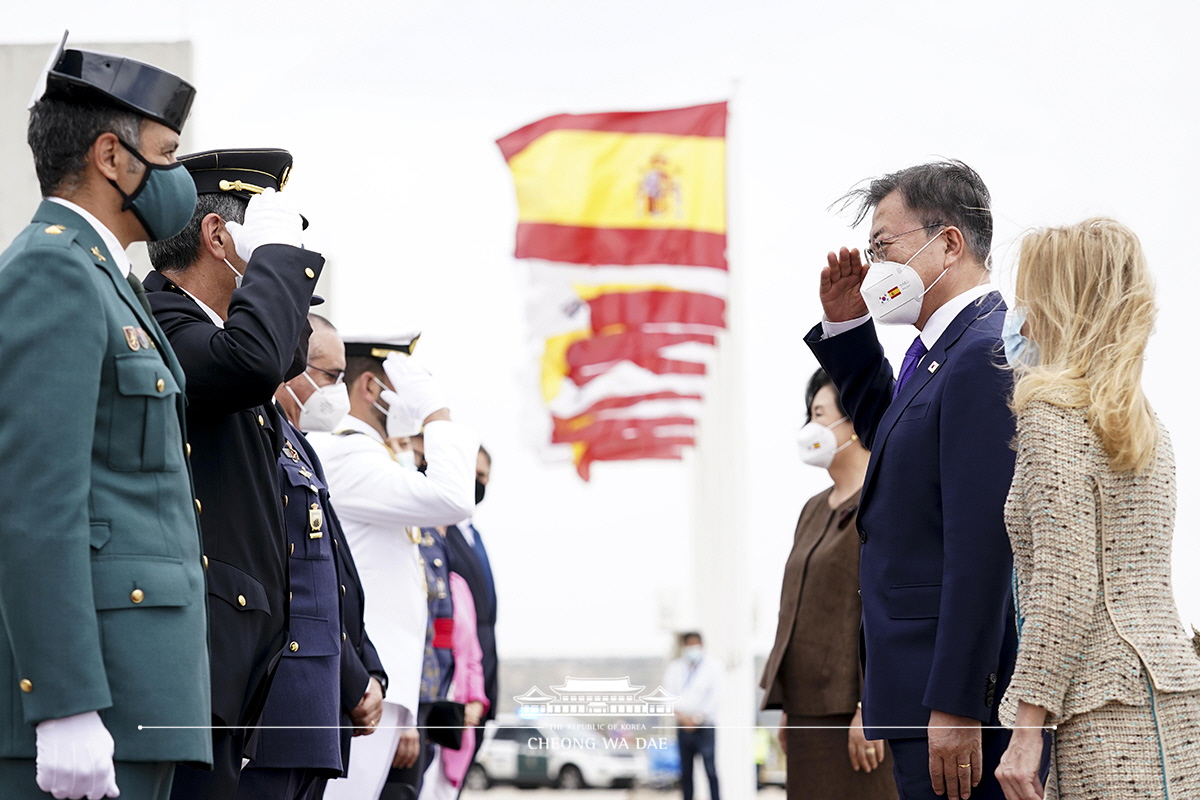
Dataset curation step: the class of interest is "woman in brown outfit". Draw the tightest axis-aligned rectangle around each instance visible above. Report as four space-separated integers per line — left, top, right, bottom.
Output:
760 369 898 800
995 219 1200 800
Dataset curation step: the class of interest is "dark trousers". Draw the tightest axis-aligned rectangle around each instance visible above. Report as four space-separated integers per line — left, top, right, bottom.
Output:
0 759 174 800
678 727 719 800
888 729 1050 800
236 766 321 800
171 728 247 800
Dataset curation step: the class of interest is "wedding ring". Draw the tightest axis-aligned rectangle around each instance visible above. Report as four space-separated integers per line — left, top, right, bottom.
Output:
866 747 876 755
958 763 970 769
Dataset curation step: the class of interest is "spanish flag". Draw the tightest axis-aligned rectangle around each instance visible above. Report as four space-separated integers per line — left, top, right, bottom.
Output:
500 102 728 479
497 102 728 269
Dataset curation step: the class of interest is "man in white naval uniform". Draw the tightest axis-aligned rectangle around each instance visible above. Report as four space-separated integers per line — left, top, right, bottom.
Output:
310 335 478 800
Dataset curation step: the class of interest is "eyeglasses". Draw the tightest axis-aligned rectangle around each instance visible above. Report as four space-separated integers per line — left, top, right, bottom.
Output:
865 223 945 264
307 363 345 384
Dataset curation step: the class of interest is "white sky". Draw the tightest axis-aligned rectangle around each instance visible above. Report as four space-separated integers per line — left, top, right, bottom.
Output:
4 0 1199 660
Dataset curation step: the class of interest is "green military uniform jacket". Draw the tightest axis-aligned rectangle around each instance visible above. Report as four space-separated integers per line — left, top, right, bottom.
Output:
0 200 211 765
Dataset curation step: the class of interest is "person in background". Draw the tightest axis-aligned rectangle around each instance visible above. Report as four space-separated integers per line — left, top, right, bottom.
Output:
662 632 721 800
441 446 499 739
760 368 897 800
994 219 1200 800
415 530 489 800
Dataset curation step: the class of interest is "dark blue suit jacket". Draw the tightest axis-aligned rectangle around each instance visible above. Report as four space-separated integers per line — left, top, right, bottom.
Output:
445 525 498 723
805 291 1017 740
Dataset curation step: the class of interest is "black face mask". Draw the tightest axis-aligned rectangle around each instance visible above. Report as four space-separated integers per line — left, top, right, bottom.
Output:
475 479 486 505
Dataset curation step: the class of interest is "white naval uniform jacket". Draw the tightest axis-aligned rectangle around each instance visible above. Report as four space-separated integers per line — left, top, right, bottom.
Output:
308 415 478 725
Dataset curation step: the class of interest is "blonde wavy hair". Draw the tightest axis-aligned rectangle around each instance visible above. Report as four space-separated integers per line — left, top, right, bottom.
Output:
1011 217 1158 472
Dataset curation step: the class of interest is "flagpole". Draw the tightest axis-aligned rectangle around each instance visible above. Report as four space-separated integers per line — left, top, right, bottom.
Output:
692 78 756 797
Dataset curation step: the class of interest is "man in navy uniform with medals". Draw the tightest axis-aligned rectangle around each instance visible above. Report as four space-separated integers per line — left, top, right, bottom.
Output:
236 313 388 800
144 148 324 798
0 36 211 800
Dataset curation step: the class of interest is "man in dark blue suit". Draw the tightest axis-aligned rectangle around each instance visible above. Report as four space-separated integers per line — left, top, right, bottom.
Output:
804 162 1037 800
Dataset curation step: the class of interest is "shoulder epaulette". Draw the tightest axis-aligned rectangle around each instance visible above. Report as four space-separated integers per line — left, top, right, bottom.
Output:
29 223 79 248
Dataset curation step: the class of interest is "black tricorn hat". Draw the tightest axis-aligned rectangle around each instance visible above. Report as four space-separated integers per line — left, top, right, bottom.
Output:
180 148 294 201
37 33 195 133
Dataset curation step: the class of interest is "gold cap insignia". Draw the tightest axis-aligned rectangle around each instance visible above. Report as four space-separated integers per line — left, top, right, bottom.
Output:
219 179 266 194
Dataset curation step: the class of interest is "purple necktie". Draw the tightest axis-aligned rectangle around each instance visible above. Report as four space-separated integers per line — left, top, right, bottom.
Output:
893 335 928 398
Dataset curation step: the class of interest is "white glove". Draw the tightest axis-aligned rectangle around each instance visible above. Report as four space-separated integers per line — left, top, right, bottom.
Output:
381 354 448 433
35 711 120 799
223 188 303 262
379 389 423 438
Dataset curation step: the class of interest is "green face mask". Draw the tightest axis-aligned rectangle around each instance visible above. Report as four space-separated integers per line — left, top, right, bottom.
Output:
110 138 197 241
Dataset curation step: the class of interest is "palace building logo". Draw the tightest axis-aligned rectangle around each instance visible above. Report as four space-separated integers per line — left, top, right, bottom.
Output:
514 677 679 717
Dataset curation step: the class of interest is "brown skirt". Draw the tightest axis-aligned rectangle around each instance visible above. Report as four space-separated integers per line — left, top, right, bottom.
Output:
784 713 899 800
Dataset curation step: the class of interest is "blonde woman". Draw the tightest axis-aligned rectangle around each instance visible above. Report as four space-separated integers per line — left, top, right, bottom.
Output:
995 219 1200 799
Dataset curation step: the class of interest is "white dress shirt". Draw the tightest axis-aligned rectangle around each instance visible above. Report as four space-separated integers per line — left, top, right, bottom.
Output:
47 197 131 277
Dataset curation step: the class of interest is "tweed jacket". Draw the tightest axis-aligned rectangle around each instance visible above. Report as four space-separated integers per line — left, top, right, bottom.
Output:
1002 399 1200 726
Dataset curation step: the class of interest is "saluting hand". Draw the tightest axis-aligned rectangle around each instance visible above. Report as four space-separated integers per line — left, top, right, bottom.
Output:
819 247 870 323
224 187 303 262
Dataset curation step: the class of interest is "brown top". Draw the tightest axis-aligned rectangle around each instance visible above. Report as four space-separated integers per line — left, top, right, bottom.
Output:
1001 399 1200 726
760 486 864 715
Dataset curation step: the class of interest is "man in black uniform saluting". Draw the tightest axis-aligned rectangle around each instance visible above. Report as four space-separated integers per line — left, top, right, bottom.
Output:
145 148 325 799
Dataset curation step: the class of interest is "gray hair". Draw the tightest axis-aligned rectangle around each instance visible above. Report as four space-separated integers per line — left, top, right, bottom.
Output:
838 160 993 268
148 193 248 273
27 98 142 197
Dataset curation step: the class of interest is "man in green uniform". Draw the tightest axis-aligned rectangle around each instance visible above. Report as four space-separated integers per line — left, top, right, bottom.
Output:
0 36 212 800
